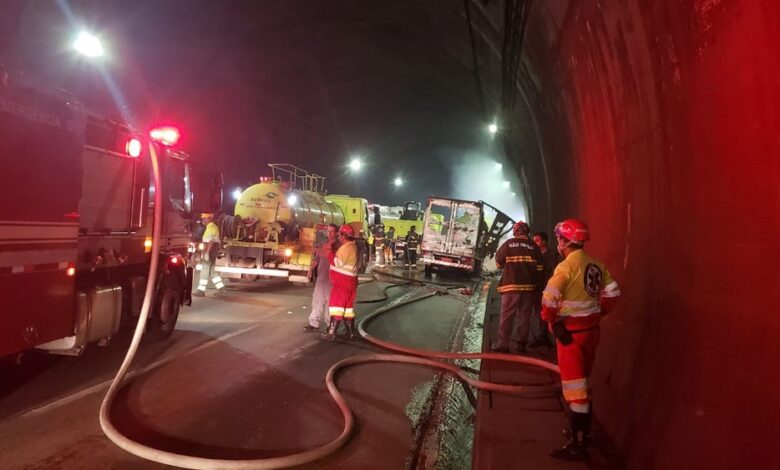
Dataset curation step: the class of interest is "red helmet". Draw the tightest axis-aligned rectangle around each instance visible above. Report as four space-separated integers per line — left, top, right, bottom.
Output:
339 224 355 237
554 219 589 243
513 221 530 236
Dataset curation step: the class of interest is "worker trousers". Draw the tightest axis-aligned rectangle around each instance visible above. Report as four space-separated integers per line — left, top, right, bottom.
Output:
197 260 224 292
497 291 535 349
308 278 331 328
328 282 357 319
557 327 600 413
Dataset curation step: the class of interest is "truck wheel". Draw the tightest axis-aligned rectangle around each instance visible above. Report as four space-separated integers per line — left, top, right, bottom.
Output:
148 278 181 340
473 259 483 276
424 264 433 277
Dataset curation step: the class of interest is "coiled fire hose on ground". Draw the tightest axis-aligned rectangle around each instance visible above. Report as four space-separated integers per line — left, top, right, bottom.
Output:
99 142 560 469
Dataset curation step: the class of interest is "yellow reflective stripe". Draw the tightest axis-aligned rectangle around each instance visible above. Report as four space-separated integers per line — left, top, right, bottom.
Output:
329 307 345 317
497 284 536 293
562 379 589 401
505 255 536 263
344 308 355 319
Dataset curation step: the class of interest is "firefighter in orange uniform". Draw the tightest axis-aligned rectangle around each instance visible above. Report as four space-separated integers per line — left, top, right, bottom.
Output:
541 219 621 461
325 224 360 340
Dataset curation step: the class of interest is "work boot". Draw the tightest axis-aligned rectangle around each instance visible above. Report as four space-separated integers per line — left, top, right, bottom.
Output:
551 411 591 461
550 436 588 461
323 317 341 341
344 318 357 340
302 324 320 332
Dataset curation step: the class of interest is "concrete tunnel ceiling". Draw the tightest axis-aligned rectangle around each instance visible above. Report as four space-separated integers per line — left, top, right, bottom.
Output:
3 0 778 467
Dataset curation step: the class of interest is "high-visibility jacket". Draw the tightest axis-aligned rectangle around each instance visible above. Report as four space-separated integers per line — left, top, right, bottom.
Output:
202 222 220 243
202 221 220 260
495 236 544 293
542 249 620 325
329 240 358 288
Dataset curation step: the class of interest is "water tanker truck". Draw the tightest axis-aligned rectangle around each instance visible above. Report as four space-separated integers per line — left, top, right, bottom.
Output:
209 164 368 283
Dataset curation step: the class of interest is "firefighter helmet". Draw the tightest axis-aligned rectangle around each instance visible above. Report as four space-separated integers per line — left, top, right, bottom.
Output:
513 221 530 236
554 219 590 243
339 224 355 237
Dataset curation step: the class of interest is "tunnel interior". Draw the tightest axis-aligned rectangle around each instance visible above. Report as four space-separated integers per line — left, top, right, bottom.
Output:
2 0 778 466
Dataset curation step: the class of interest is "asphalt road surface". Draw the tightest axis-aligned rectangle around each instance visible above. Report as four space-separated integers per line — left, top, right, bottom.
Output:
0 271 477 469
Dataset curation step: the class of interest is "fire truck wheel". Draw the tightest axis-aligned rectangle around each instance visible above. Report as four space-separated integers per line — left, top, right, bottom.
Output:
424 264 433 277
148 278 181 340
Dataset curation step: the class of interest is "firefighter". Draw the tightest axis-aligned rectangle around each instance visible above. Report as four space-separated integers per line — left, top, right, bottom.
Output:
372 223 386 267
194 213 224 297
405 225 420 268
493 221 544 353
384 226 396 265
541 219 621 460
324 224 359 340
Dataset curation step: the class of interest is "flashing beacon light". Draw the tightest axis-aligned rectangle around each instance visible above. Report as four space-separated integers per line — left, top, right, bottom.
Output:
149 126 181 147
284 248 293 257
126 138 142 158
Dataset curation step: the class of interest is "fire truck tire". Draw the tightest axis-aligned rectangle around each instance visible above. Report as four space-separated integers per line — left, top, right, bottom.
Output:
147 278 181 340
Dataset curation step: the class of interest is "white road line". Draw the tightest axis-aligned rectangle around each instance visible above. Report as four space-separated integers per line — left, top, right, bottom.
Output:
10 323 264 421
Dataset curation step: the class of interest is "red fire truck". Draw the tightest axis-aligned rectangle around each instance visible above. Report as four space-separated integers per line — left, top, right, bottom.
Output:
0 74 216 358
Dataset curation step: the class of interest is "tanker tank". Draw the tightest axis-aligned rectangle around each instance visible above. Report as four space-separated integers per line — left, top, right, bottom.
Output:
233 181 344 243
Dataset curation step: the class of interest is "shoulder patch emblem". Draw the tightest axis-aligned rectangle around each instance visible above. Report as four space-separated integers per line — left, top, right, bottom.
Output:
584 263 603 297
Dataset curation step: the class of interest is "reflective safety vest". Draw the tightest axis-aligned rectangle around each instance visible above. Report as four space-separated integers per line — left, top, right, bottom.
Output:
542 250 620 318
329 240 358 287
202 222 220 243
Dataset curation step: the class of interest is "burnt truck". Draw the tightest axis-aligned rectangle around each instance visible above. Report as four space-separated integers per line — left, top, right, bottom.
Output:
420 196 514 276
0 75 218 358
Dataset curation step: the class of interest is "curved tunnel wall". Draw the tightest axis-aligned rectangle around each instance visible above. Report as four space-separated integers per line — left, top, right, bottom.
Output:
471 1 779 467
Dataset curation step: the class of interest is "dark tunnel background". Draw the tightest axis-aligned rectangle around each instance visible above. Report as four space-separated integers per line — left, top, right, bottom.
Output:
461 1 778 468
2 0 779 467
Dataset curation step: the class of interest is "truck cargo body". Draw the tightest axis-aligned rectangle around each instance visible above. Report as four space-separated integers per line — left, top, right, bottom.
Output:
0 77 193 357
420 197 485 273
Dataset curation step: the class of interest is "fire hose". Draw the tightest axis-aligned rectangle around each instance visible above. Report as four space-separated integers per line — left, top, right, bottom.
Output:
99 142 560 469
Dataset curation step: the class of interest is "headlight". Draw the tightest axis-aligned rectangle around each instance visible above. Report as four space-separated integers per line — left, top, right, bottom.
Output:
284 248 293 257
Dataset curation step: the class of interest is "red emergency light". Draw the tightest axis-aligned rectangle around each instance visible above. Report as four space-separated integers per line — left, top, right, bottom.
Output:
126 138 142 158
149 126 181 147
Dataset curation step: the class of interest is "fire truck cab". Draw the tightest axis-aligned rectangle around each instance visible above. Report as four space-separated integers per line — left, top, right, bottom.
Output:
0 74 206 358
